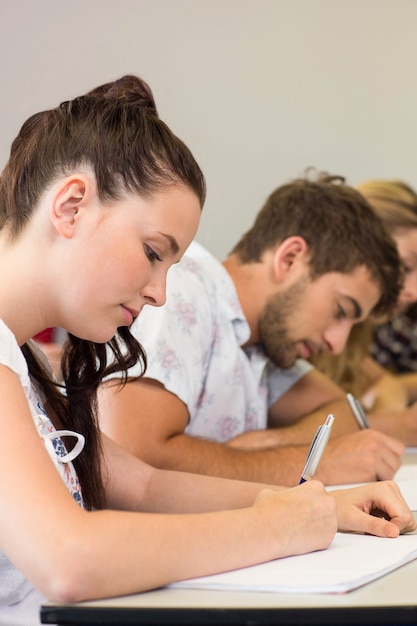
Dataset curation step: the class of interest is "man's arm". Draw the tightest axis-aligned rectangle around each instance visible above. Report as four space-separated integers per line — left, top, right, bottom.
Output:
98 377 404 486
266 364 417 448
99 378 305 484
228 369 360 450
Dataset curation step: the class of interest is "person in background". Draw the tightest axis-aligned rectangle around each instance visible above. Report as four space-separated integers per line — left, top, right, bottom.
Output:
33 327 66 381
370 301 417 405
363 181 417 405
312 179 417 444
98 172 406 486
3 75 414 626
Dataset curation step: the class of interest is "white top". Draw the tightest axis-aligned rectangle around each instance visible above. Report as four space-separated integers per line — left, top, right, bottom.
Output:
0 319 84 626
114 242 312 441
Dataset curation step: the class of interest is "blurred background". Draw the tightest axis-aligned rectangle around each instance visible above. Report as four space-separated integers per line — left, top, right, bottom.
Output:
1 0 416 259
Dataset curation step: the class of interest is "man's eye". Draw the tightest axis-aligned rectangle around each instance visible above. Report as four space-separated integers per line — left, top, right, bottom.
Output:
145 245 162 263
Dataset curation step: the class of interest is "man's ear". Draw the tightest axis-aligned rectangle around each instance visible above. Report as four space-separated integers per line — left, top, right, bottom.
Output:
272 236 309 283
49 177 89 239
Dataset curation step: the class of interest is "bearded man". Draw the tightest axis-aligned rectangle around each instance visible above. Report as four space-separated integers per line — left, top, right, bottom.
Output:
98 172 405 486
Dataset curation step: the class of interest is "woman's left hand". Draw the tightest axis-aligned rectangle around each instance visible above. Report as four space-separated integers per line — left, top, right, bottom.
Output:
331 481 417 537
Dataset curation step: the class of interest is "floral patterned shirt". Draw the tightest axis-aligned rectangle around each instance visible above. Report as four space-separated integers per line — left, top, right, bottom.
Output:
112 242 312 442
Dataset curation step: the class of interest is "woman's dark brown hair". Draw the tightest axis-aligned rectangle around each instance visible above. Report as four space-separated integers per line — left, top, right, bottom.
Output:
1 75 206 509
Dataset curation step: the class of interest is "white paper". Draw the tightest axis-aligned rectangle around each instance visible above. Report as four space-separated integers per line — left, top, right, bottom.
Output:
172 464 417 595
171 532 417 594
395 463 417 481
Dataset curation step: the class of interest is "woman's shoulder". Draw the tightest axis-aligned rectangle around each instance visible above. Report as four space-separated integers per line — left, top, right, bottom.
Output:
0 320 34 405
0 319 28 373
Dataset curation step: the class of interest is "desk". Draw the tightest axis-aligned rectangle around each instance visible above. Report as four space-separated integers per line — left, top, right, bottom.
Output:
41 454 417 626
41 567 417 626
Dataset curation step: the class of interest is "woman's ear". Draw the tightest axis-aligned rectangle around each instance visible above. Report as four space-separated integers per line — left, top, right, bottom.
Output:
49 177 89 239
272 236 309 283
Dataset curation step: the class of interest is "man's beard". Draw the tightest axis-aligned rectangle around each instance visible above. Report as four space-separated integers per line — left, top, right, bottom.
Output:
258 278 307 369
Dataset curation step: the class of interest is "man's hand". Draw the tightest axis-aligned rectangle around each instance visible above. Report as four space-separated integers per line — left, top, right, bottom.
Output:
316 430 405 484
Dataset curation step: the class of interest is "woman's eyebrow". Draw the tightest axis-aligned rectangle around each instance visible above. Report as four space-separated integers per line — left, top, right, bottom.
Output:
344 295 362 319
159 232 179 255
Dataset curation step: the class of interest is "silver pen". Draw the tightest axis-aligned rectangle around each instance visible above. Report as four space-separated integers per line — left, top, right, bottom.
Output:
299 414 335 484
346 393 369 429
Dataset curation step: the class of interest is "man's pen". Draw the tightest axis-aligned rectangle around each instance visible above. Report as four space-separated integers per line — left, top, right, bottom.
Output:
299 414 335 484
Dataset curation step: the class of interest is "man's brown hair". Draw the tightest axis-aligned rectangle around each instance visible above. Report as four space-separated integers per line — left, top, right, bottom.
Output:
231 171 402 318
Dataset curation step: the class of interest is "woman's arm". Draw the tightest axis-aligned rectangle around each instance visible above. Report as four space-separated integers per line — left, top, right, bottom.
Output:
102 434 416 541
360 356 408 412
396 371 417 404
359 358 417 445
102 433 289 513
0 366 336 603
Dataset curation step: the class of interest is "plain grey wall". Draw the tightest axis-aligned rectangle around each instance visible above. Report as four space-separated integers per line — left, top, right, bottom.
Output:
1 0 416 259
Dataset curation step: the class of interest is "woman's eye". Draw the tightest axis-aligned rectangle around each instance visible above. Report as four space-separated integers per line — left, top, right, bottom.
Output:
145 245 162 263
336 304 346 320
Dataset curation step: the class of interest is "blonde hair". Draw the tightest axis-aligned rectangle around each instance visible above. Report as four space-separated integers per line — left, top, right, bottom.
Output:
311 321 374 397
356 179 417 233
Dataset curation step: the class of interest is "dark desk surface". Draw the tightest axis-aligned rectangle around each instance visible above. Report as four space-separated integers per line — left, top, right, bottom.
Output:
41 453 417 626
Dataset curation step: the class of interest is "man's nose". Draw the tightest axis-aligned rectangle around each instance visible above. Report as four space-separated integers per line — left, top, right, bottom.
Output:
323 321 353 355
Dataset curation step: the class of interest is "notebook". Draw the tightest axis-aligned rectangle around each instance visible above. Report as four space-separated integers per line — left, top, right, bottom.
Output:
170 531 417 594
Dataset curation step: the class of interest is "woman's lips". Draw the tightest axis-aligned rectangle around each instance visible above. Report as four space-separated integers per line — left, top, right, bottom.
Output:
121 305 140 325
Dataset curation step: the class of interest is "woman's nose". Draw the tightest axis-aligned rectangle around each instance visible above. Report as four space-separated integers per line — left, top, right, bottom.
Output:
399 272 417 307
142 278 167 307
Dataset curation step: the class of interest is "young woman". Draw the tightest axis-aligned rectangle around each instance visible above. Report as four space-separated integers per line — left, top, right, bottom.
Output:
362 180 417 405
0 76 414 626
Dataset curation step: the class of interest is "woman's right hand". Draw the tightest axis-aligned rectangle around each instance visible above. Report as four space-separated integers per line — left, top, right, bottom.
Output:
254 480 337 558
